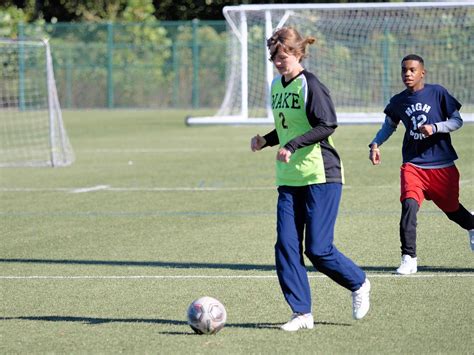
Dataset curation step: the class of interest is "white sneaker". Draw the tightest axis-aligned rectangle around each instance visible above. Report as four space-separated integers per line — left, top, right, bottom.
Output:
469 229 474 251
396 254 417 275
352 278 370 320
280 313 314 331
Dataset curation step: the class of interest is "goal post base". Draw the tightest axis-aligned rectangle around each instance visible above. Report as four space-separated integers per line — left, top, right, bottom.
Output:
186 116 273 126
184 113 388 126
186 112 474 126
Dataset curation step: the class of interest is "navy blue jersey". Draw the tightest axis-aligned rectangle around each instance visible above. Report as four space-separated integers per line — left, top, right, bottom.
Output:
384 84 461 166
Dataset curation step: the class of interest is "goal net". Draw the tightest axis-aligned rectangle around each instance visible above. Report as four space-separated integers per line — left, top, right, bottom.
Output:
0 38 74 167
187 2 474 125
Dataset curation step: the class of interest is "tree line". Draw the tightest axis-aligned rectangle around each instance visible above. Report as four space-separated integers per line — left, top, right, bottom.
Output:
3 0 389 22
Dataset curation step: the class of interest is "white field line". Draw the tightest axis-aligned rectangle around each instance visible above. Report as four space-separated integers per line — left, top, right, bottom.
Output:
0 179 471 193
0 186 275 192
108 187 274 191
1 274 473 280
76 147 405 154
0 186 380 193
69 185 110 193
78 148 250 153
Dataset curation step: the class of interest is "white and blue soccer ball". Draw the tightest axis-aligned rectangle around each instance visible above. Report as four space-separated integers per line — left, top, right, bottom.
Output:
187 296 227 335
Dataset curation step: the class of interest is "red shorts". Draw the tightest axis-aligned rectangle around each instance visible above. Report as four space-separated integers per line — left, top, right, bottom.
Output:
400 163 460 212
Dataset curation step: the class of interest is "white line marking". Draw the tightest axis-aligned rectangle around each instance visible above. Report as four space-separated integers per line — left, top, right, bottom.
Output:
1 274 473 280
78 148 254 153
0 179 471 193
80 148 204 153
0 186 373 192
107 187 274 192
69 185 110 193
0 186 275 192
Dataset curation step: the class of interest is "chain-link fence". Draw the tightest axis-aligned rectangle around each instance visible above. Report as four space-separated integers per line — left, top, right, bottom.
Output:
19 20 227 109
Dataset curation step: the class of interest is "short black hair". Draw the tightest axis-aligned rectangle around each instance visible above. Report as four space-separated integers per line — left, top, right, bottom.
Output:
402 54 424 65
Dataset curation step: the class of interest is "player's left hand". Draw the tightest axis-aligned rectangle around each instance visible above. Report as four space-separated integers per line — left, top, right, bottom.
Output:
419 124 434 137
276 148 292 163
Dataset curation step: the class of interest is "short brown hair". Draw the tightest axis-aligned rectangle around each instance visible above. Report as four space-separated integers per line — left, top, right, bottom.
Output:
267 27 316 62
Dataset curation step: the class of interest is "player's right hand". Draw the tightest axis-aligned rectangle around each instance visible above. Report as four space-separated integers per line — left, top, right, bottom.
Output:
251 134 266 152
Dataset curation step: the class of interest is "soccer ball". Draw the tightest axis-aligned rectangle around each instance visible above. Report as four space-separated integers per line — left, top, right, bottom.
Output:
186 296 227 335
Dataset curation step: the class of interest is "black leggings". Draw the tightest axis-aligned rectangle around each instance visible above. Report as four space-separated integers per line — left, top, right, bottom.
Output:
399 198 473 257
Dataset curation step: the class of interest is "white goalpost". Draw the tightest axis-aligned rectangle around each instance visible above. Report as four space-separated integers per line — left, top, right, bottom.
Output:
186 2 474 125
0 38 74 167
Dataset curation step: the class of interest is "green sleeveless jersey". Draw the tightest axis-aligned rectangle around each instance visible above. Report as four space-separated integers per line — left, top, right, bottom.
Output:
271 70 344 186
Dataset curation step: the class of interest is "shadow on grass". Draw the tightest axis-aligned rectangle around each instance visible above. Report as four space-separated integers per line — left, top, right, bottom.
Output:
0 258 473 273
0 258 275 271
1 316 351 330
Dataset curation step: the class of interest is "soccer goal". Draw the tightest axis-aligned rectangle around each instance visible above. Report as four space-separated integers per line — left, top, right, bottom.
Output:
0 38 74 167
186 2 474 125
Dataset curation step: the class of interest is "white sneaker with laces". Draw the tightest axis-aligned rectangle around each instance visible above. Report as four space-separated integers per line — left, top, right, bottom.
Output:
469 229 474 251
352 278 370 320
280 313 314 331
396 254 417 275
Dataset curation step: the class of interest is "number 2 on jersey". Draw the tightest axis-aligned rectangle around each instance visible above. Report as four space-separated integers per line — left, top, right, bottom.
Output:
279 112 288 129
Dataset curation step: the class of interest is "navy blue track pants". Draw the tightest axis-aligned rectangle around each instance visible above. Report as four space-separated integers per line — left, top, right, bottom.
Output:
275 183 366 314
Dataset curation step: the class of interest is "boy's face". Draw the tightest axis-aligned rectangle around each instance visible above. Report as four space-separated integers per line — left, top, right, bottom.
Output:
401 59 425 92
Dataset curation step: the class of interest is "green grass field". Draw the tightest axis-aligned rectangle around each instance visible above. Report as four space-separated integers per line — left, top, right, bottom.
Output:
1 110 473 354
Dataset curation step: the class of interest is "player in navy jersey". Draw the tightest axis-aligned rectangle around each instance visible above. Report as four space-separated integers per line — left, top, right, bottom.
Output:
369 54 474 275
250 27 370 331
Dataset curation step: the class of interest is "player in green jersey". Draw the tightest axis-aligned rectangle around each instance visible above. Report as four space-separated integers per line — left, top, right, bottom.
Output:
250 27 370 331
